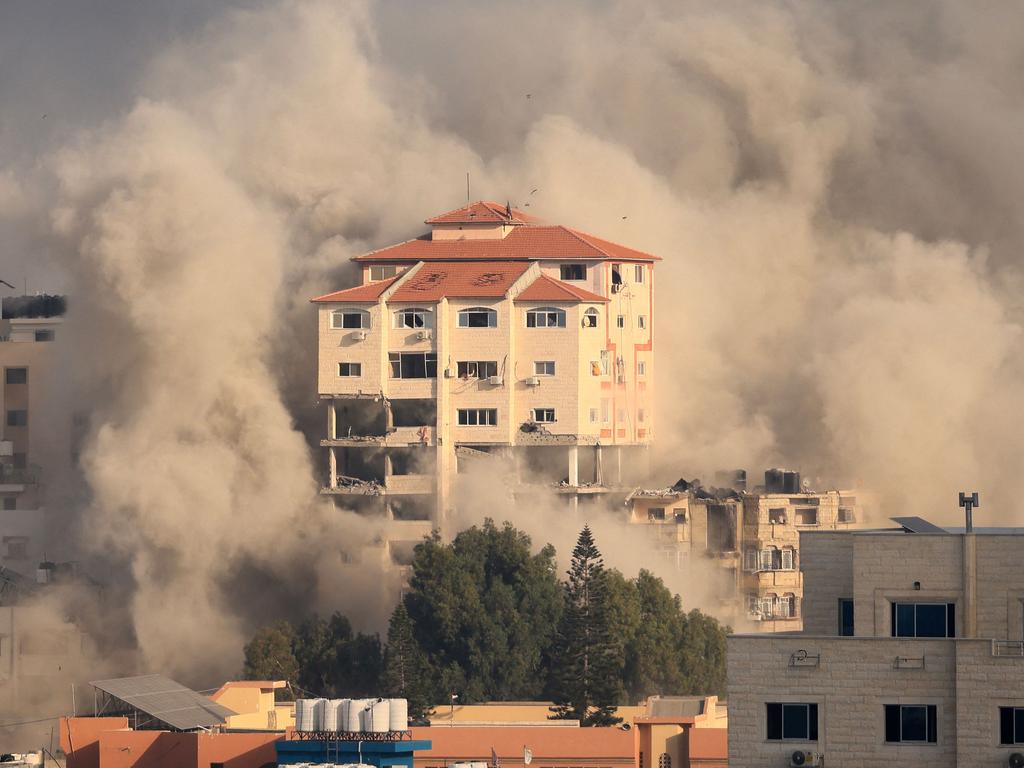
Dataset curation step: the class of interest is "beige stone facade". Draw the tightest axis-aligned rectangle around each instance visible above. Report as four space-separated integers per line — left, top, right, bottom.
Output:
728 523 1024 767
314 202 658 554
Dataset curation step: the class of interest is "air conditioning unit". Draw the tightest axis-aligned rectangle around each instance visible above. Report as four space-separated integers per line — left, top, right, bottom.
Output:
487 375 503 386
525 376 541 387
416 329 433 341
443 368 454 379
351 330 368 341
790 751 822 767
1008 753 1024 768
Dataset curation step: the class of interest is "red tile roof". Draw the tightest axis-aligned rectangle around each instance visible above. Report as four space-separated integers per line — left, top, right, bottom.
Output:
514 274 608 303
354 224 659 263
310 275 398 303
390 262 531 301
425 201 536 225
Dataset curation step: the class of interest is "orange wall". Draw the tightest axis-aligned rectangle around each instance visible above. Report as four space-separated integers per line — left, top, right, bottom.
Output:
61 717 129 768
411 725 635 767
685 729 727 768
196 732 280 768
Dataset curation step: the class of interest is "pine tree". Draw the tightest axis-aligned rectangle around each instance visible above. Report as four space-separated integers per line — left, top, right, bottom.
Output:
243 621 300 697
549 525 623 726
382 601 432 720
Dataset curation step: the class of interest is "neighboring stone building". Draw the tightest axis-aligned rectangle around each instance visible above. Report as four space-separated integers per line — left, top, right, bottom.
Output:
626 471 868 631
313 201 658 556
728 516 1024 768
0 295 66 571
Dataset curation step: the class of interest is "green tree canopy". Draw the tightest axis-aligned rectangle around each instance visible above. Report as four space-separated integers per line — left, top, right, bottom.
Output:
382 601 432 720
243 621 299 695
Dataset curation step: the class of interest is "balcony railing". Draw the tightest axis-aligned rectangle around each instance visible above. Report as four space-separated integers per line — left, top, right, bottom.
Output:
992 640 1024 657
0 464 39 485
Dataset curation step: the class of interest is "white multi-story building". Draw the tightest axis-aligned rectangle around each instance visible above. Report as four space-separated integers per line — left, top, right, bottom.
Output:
313 201 658 552
728 514 1024 768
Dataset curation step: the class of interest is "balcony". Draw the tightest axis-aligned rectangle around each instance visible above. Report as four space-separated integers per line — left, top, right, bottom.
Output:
0 464 39 488
321 426 435 448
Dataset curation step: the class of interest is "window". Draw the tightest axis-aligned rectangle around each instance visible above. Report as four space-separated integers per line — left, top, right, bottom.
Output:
1000 707 1024 745
839 598 854 636
768 508 787 524
458 307 497 328
331 309 370 329
638 315 647 329
388 352 437 379
338 363 362 377
394 308 431 329
560 264 586 281
618 408 627 422
891 602 955 638
1 498 14 511
534 361 555 376
657 754 670 768
457 409 497 426
617 315 625 328
838 507 856 523
781 548 794 570
4 369 26 385
600 351 611 375
532 408 556 423
611 264 622 287
12 454 25 469
766 703 818 741
884 704 937 744
583 308 599 328
637 360 646 376
589 408 598 423
6 410 27 427
795 507 818 526
34 330 54 342
369 265 399 281
638 409 646 423
3 537 27 559
635 265 645 283
674 510 687 524
526 307 566 328
648 507 666 522
743 549 758 572
600 399 610 423
778 594 796 618
457 361 498 379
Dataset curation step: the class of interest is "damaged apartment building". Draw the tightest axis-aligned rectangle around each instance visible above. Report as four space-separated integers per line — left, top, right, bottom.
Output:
313 201 658 565
627 469 871 631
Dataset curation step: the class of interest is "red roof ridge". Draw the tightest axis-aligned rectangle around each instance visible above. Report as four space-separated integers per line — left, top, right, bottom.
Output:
425 200 535 225
514 273 608 303
310 274 399 303
565 226 660 262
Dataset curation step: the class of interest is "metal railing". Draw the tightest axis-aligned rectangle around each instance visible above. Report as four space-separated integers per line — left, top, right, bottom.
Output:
0 464 40 485
992 640 1024 657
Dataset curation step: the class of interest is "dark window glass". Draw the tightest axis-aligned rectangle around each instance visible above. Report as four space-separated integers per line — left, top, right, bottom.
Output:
342 313 365 328
901 706 927 741
560 264 586 280
2 498 14 511
34 330 54 342
839 599 854 636
894 603 915 637
916 604 947 637
4 368 27 385
389 353 437 379
947 603 956 637
1001 707 1015 745
1015 709 1024 746
885 705 900 743
782 705 809 740
928 705 937 743
766 703 782 740
808 704 818 741
6 410 27 427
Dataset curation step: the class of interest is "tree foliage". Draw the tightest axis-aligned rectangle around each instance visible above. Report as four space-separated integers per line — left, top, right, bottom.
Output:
241 521 731 720
549 526 624 725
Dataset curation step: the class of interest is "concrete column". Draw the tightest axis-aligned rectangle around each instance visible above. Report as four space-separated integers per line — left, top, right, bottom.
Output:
328 447 337 489
615 446 623 485
384 398 394 433
964 533 977 638
328 399 336 440
594 445 603 485
384 453 393 479
568 445 579 487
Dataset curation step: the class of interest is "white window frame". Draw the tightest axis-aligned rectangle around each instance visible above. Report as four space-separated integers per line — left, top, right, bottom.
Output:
526 307 567 328
589 408 599 423
369 265 399 281
457 408 498 426
637 360 646 376
634 264 645 283
457 307 498 328
338 362 362 377
583 308 600 328
331 308 371 330
393 307 432 329
600 351 611 375
456 361 498 379
638 315 647 329
534 361 555 376
532 408 556 423
616 315 625 328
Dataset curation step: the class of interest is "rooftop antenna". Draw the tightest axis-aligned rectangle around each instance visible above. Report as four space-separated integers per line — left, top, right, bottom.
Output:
466 172 471 204
959 491 979 533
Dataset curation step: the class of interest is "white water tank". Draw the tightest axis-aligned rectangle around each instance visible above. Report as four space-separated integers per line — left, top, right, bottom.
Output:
336 699 351 732
323 698 345 732
312 698 328 731
388 698 409 731
366 698 391 733
346 698 366 732
295 699 316 732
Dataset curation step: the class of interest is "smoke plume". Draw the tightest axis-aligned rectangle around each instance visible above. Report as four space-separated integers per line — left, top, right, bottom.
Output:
1 0 1023 679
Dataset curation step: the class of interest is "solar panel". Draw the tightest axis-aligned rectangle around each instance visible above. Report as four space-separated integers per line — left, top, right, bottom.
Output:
90 674 236 731
890 516 947 534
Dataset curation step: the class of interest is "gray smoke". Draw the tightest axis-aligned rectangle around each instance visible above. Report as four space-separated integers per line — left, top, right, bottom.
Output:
1 0 1023 678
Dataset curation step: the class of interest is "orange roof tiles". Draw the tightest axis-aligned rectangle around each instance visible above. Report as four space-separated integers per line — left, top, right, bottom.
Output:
425 200 535 224
515 273 608 303
390 262 531 301
310 275 398 303
354 224 659 263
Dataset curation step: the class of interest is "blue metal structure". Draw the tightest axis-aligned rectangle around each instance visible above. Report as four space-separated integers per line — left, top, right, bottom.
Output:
277 738 432 767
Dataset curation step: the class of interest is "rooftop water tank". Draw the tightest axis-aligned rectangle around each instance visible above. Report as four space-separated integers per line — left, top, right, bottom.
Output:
389 698 408 731
346 698 366 732
366 698 390 733
323 699 345 732
295 699 316 732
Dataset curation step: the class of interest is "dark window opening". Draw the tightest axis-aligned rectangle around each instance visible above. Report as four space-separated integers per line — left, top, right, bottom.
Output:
4 368 27 385
456 361 498 379
560 264 586 281
388 353 437 379
839 598 854 636
34 330 54 342
6 410 27 427
1000 707 1024 745
891 602 955 638
884 704 936 744
766 703 818 741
